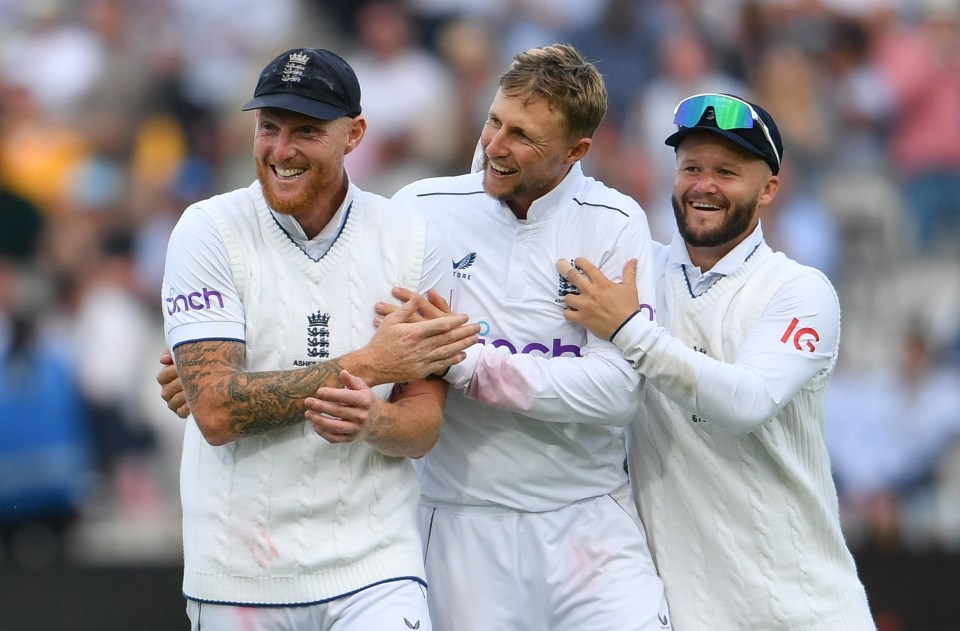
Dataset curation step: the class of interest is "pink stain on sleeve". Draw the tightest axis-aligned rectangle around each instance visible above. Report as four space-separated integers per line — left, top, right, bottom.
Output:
465 347 534 411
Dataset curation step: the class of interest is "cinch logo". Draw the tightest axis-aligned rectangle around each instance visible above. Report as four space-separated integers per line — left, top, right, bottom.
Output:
479 337 582 357
452 252 476 280
780 317 820 352
166 287 225 314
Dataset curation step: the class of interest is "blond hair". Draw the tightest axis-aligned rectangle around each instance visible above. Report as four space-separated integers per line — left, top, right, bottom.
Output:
498 43 607 139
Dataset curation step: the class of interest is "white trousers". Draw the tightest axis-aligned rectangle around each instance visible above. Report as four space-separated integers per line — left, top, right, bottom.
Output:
417 485 672 631
186 579 432 631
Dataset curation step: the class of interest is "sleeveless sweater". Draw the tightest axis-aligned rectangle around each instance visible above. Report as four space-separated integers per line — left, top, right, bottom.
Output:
630 244 875 630
179 181 428 605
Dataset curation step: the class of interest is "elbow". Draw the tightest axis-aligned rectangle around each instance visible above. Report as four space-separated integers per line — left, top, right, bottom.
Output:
405 413 443 459
608 403 641 427
599 389 644 427
192 408 237 446
717 408 773 437
202 431 234 447
411 431 440 459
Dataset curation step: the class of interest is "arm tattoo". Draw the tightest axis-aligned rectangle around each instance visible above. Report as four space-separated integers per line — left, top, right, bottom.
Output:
176 341 344 438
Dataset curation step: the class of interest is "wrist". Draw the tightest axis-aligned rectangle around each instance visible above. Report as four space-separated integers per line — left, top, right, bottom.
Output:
609 309 644 342
339 349 382 387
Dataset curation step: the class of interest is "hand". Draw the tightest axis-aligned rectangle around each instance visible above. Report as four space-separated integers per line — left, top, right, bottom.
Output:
373 287 452 326
305 370 381 444
157 349 190 419
356 291 478 384
556 257 641 340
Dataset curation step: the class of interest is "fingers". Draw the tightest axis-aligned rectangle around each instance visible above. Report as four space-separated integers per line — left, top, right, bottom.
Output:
310 415 364 443
556 258 577 282
622 258 638 287
424 289 453 315
404 312 474 338
338 369 367 391
158 359 190 418
309 385 372 410
376 292 429 326
305 376 373 443
157 363 179 387
573 258 612 285
394 286 451 319
391 286 418 303
573 256 616 289
425 319 480 358
556 258 595 289
381 294 421 324
163 380 190 418
305 373 373 417
384 287 451 321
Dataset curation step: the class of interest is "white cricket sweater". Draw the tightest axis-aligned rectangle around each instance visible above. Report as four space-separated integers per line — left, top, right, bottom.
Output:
620 243 874 630
168 182 429 605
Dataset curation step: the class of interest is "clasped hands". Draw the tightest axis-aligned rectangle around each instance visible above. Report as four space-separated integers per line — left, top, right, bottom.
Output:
157 289 478 444
305 289 476 444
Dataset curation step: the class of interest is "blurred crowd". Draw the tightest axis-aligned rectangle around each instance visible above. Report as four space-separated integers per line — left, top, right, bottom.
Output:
1 0 959 568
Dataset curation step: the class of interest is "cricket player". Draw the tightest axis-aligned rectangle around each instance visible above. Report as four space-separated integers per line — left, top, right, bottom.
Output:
383 44 671 630
161 48 477 631
560 93 875 630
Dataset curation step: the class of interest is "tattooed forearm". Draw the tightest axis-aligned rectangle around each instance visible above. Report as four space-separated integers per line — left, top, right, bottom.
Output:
175 340 345 439
228 360 344 437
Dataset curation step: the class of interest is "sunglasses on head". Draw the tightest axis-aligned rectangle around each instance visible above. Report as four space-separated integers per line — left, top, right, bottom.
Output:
672 93 780 169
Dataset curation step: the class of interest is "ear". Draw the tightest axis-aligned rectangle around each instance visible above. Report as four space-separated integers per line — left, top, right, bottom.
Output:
565 137 592 165
758 173 780 208
344 116 367 155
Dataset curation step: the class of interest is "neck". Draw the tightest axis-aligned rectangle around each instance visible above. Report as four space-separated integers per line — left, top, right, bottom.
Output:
297 174 348 239
686 243 731 272
504 163 574 221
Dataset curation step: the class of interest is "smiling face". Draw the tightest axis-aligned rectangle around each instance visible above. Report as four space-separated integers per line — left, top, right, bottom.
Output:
478 89 589 219
253 107 365 237
671 131 779 270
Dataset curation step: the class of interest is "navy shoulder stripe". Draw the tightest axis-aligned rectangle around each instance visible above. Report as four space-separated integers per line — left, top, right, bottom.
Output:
572 197 629 217
416 190 486 198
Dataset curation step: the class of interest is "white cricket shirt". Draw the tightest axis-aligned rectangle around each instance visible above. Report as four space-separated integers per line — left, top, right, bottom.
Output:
394 163 657 511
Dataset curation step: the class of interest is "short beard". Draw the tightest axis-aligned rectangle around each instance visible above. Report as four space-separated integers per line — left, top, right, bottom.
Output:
481 156 557 206
256 160 321 216
672 192 758 248
482 170 529 203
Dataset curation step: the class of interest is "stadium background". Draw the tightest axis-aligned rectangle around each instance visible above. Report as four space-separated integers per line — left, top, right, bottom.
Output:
1 1 958 628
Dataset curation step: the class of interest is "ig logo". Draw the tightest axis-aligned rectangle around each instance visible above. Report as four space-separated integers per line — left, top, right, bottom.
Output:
780 317 820 352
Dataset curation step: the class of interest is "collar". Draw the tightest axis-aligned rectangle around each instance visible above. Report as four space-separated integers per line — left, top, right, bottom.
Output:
667 222 765 275
519 162 584 221
271 176 354 250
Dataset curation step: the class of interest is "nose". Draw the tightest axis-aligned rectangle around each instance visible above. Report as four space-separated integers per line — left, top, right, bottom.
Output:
272 129 297 161
483 128 508 159
691 174 718 194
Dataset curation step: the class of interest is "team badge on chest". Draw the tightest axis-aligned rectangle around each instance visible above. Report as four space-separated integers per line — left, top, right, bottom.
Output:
307 311 331 358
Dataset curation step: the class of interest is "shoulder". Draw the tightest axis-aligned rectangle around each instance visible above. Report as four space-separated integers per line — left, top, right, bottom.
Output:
176 183 261 229
770 251 837 293
572 173 647 223
352 186 427 232
764 251 839 315
392 173 485 204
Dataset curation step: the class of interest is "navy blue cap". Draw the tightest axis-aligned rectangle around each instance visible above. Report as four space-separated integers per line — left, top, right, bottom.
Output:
242 48 361 120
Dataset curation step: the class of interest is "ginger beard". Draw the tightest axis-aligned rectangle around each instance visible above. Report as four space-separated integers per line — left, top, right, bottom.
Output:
671 190 759 248
256 160 329 217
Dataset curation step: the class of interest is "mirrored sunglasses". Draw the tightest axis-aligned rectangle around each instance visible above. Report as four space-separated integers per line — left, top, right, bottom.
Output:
672 93 780 169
